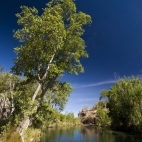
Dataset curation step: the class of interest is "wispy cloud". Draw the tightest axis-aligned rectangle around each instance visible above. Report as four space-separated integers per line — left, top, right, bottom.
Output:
71 98 98 103
73 80 117 88
76 98 98 102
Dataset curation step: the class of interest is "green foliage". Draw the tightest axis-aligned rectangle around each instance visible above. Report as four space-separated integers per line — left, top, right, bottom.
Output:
100 76 142 134
0 71 73 130
13 79 38 117
12 0 91 78
24 128 41 142
11 0 91 133
0 122 21 142
0 131 21 142
0 72 20 124
32 102 54 129
45 81 73 111
0 0 91 138
0 72 20 94
65 112 75 123
91 102 111 127
96 103 111 127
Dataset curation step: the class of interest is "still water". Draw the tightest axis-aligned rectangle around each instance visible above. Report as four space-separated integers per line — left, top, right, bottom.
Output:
41 125 142 142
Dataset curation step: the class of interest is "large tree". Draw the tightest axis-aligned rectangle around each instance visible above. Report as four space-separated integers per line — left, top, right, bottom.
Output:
100 76 142 133
11 0 91 140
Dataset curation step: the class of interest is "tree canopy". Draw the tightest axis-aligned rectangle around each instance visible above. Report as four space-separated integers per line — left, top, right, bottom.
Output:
0 0 92 140
100 76 142 134
12 0 91 79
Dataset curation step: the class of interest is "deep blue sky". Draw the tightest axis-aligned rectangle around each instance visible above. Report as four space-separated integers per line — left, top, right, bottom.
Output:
1 0 142 116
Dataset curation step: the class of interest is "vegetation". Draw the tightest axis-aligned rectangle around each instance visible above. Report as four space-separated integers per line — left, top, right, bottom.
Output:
0 70 80 141
2 0 142 140
0 0 91 141
100 76 142 134
78 102 110 126
79 76 142 135
92 102 111 127
47 111 81 128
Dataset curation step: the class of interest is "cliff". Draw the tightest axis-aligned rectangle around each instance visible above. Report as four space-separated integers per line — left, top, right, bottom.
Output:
78 102 108 125
78 109 97 124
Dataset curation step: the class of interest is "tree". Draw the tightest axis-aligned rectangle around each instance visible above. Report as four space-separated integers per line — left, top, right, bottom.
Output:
82 105 90 111
100 76 142 133
0 72 20 122
0 66 4 72
11 0 91 139
65 112 74 123
45 81 73 111
95 102 111 127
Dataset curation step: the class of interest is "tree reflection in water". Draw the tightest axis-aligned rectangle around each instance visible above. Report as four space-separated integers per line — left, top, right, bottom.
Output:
41 126 142 142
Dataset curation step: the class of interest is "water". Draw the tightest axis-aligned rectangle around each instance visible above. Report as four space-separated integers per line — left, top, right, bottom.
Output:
41 125 142 142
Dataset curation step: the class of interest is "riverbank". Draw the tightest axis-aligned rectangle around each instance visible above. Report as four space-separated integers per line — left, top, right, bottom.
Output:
47 122 81 128
0 128 41 142
24 122 82 142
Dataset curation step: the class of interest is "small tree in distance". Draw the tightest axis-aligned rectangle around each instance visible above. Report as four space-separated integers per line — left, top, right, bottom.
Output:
82 105 90 111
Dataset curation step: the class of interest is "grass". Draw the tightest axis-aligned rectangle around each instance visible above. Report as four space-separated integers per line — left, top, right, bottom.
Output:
24 128 41 142
0 121 81 141
47 121 81 128
0 126 41 142
0 130 21 142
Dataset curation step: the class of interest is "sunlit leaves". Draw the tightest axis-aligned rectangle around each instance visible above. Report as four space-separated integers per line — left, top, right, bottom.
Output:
10 0 91 131
12 0 91 78
45 81 73 111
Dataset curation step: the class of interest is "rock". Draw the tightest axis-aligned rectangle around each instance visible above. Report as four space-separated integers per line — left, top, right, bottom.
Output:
0 94 11 120
78 102 108 125
78 110 97 124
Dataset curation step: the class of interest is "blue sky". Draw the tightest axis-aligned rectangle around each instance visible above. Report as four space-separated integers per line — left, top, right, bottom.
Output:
1 0 142 116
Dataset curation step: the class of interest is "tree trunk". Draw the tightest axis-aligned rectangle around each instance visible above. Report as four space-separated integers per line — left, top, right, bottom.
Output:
32 52 56 101
16 52 57 141
16 116 30 142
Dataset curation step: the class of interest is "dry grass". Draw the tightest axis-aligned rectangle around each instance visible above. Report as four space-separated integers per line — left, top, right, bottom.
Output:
0 131 21 142
0 127 41 142
24 128 41 142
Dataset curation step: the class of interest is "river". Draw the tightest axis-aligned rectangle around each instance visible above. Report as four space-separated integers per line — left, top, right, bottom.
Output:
40 125 142 142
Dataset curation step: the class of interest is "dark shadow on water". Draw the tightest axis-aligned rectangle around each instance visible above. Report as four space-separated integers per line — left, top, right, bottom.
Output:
41 125 142 142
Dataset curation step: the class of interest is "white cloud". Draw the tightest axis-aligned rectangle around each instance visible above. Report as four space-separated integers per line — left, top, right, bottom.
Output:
73 80 117 88
72 97 98 102
68 97 99 103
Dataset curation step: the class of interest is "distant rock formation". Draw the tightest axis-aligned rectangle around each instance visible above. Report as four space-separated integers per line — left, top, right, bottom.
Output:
78 102 108 125
0 94 11 120
78 109 97 124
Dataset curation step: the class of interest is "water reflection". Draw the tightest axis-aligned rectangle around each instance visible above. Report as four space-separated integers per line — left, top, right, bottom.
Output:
41 126 142 142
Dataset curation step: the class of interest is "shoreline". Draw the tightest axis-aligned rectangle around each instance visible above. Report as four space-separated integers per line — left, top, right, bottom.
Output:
47 122 82 128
